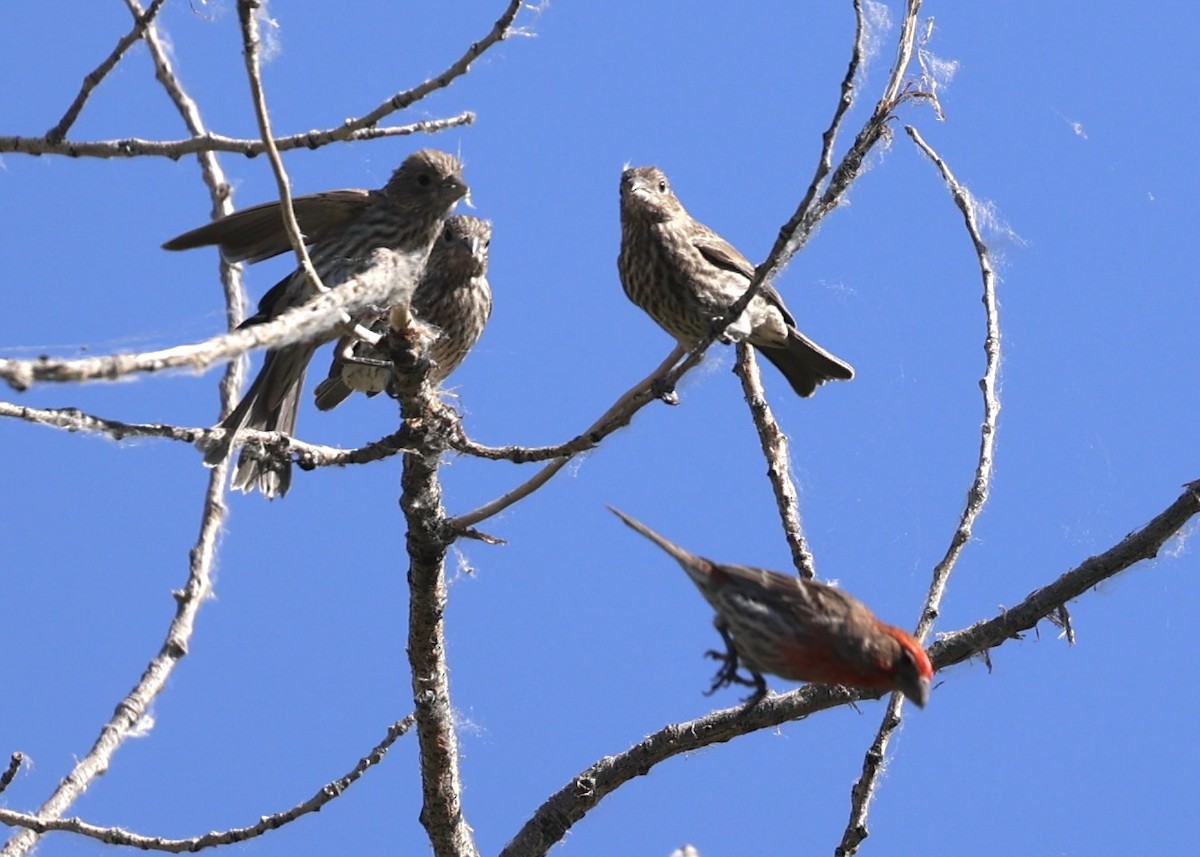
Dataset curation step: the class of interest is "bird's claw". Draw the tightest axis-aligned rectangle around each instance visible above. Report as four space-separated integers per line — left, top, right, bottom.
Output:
709 316 746 345
342 353 391 370
702 648 761 694
702 620 768 704
650 376 679 404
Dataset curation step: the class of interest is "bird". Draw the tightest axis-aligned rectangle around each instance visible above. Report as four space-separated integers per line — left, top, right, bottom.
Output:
312 214 493 411
609 507 932 707
163 148 468 497
617 165 853 397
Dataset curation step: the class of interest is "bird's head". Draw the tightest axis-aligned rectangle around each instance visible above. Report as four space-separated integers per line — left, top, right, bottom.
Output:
620 165 683 223
386 149 469 211
885 628 934 708
432 214 491 277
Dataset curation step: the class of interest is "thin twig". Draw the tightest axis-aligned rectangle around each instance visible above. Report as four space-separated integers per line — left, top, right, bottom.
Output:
928 481 1200 667
45 0 168 143
447 421 600 464
654 0 923 408
0 6 239 854
448 345 686 531
500 480 1200 857
0 257 411 391
835 124 1003 856
128 0 246 325
0 401 408 470
3 114 475 159
793 0 868 246
351 0 526 132
0 755 21 797
0 717 415 852
733 345 817 579
236 1 323 302
0 461 232 857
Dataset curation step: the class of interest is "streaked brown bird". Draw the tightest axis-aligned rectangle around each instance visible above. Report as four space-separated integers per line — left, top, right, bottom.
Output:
617 165 853 397
610 507 932 707
164 149 468 498
312 214 493 411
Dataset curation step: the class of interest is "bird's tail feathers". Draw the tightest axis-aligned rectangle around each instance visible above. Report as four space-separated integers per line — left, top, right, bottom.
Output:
756 330 854 397
313 376 353 411
608 506 712 583
201 347 306 499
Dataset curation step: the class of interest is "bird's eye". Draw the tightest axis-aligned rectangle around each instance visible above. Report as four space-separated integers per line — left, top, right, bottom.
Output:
483 239 491 249
657 179 668 192
417 173 432 187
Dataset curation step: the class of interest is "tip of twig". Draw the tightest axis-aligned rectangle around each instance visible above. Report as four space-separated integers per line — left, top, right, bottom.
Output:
455 527 506 545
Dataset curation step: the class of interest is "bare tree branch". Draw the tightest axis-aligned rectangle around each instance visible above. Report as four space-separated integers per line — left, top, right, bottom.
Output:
236 0 326 314
0 459 232 857
5 0 524 161
0 256 412 392
648 0 927 417
1 7 243 854
500 479 1199 857
793 0 868 252
45 0 168 143
0 717 415 852
446 0 933 536
1 114 474 160
733 345 818 578
350 0 526 133
0 401 409 471
448 345 686 531
927 481 1200 668
388 318 480 857
0 756 21 798
835 119 1002 856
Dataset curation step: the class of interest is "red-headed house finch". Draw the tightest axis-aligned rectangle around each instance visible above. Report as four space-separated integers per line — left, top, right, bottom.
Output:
163 149 468 498
312 214 493 410
618 166 853 397
609 507 932 706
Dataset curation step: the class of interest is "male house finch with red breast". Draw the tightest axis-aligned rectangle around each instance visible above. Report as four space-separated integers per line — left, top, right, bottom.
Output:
610 508 932 706
312 214 493 410
618 166 853 397
164 149 468 498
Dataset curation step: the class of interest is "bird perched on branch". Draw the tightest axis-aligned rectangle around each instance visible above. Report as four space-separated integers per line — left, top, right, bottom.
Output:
609 507 932 706
617 165 853 397
163 149 468 498
312 214 493 411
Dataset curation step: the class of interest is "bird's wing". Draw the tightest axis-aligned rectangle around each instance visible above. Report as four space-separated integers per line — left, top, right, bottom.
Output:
691 227 756 280
720 562 858 626
692 228 800 328
163 189 380 263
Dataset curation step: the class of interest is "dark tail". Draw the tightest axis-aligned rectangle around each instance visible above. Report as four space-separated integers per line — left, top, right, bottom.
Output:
755 329 853 398
203 343 312 498
313 375 353 411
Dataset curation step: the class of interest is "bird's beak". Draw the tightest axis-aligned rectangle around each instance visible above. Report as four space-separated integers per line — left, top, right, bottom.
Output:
900 674 931 709
467 235 485 259
626 178 651 199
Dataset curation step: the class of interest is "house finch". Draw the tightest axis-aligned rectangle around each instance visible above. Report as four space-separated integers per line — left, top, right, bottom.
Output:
609 508 932 706
163 149 468 497
617 166 853 397
312 214 493 410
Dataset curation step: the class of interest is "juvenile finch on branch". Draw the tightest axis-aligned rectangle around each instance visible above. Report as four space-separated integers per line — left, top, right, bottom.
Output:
618 165 853 397
164 149 468 497
610 508 932 706
312 214 493 410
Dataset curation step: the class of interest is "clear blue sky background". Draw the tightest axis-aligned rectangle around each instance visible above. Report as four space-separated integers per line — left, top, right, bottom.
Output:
2 2 1197 856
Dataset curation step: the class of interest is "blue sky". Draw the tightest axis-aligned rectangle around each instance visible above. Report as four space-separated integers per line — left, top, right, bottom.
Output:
2 2 1198 856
